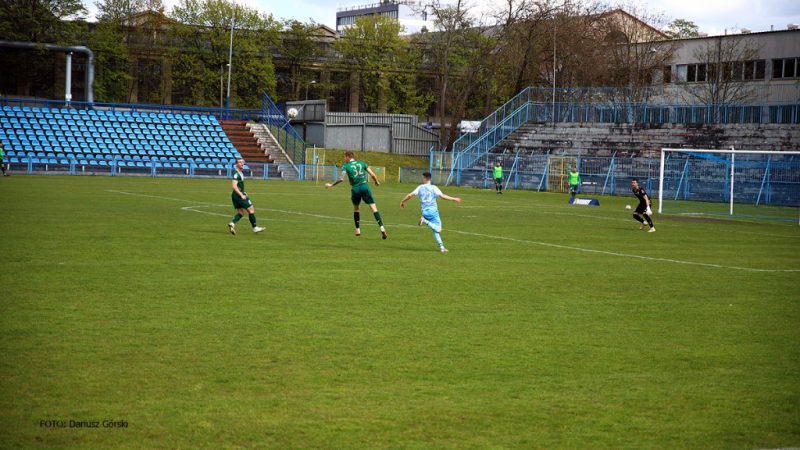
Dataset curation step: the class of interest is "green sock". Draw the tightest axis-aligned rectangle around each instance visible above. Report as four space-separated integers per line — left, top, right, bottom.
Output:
373 211 383 227
232 214 242 224
248 213 257 227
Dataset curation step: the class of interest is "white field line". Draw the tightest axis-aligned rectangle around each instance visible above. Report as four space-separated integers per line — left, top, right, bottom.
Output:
109 190 800 273
459 205 800 237
446 229 799 273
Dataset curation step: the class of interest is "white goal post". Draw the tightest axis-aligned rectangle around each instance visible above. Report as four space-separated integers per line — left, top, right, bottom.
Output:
658 147 800 224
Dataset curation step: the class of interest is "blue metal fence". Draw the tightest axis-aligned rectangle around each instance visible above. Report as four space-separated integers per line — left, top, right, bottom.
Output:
0 97 262 122
260 92 307 164
432 151 800 207
4 158 316 181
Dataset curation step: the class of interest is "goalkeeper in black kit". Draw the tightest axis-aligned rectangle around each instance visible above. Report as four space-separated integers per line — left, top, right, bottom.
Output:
631 178 655 233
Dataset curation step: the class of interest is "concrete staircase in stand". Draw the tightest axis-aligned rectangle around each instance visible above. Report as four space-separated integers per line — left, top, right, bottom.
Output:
218 120 284 178
247 122 301 180
495 122 798 157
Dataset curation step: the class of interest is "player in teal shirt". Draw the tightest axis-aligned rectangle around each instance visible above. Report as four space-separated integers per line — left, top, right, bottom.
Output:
568 165 581 198
0 143 8 176
325 151 387 239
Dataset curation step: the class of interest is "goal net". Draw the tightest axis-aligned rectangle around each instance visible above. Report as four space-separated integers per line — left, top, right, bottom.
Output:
658 148 800 224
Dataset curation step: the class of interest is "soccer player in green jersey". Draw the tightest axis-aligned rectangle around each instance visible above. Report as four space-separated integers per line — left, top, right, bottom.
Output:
325 151 387 239
493 161 503 194
0 143 8 176
568 165 581 198
228 158 265 235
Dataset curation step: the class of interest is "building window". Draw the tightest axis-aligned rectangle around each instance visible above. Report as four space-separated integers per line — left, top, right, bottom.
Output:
722 60 766 81
337 15 356 28
677 63 709 83
755 60 766 79
686 63 707 82
675 64 687 82
772 58 799 79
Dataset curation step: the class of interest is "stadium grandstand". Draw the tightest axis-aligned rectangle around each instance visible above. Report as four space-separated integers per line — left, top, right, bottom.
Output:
0 105 283 177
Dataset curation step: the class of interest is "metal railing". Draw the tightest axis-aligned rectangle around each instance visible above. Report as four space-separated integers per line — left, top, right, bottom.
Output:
0 97 263 122
448 83 800 185
260 92 307 165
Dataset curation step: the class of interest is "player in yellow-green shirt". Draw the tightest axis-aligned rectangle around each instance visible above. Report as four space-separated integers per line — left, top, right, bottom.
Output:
568 165 581 198
325 151 387 239
493 161 503 194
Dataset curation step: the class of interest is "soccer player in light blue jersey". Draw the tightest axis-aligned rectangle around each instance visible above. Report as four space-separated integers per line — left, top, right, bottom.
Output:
400 172 462 252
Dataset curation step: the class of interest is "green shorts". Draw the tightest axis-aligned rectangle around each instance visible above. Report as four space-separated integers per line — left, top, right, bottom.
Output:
232 193 253 209
570 183 579 191
351 183 375 206
495 177 503 184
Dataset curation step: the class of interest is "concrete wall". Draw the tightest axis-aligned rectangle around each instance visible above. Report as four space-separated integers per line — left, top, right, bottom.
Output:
499 122 799 157
671 29 800 65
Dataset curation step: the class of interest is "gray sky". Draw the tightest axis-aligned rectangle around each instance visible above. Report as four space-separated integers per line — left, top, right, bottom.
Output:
86 0 800 35
250 0 800 34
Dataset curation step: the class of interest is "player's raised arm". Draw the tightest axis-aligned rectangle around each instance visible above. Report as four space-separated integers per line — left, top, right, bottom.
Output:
399 191 415 209
440 194 462 204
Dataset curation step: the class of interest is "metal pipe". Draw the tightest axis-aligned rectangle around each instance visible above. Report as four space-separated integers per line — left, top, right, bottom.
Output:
65 52 73 102
226 1 235 112
0 40 95 103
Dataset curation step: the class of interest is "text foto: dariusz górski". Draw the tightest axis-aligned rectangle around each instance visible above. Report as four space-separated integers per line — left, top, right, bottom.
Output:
40 420 129 428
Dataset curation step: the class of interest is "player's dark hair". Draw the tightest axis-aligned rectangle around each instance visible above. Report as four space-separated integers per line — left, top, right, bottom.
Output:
423 172 432 179
345 151 355 159
632 178 639 183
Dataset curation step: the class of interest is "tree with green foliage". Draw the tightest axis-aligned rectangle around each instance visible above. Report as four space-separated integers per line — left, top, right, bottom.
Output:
169 0 279 108
665 18 700 39
331 14 431 115
88 0 148 103
0 0 86 43
275 19 326 102
87 19 133 103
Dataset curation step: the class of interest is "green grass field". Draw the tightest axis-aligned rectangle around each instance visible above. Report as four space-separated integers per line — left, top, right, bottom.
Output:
1 175 798 449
